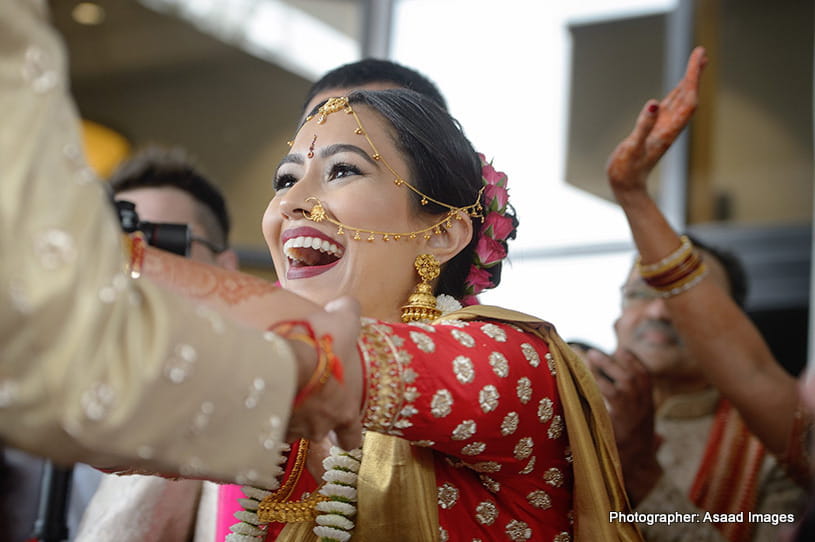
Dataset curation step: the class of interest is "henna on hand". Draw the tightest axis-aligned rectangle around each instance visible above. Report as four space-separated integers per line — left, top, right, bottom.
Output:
143 246 278 306
606 46 708 198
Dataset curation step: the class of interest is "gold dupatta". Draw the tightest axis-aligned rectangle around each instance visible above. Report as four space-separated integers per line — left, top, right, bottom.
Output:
279 305 642 542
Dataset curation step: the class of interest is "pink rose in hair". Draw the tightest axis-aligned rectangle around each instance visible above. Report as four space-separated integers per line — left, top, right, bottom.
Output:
483 212 514 240
484 183 509 212
475 236 507 268
465 265 494 294
461 294 480 307
478 153 507 187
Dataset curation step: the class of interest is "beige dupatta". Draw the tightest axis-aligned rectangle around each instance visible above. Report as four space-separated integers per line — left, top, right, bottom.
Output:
279 306 642 541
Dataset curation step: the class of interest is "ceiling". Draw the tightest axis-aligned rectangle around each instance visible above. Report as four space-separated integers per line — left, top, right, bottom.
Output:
49 0 363 84
47 0 368 259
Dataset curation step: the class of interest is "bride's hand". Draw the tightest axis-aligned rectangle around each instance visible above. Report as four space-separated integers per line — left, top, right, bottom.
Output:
287 297 363 450
606 46 707 199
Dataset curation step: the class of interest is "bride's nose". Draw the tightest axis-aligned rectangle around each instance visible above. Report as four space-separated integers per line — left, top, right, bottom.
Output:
277 176 317 220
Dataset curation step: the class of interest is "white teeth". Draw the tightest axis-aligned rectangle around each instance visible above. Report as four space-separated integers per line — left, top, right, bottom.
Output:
283 236 344 260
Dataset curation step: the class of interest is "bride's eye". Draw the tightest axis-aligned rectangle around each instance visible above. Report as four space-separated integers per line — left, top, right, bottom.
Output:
328 162 362 181
273 172 298 191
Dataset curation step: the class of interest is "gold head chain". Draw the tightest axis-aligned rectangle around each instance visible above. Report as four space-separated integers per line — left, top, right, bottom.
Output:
291 96 485 242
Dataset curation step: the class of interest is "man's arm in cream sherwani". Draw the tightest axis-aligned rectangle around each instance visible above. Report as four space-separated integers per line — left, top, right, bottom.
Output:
0 0 361 488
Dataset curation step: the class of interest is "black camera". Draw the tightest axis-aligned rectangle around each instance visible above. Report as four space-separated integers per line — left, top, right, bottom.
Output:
115 199 190 257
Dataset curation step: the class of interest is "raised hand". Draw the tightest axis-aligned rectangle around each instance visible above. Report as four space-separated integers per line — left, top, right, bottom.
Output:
606 46 708 197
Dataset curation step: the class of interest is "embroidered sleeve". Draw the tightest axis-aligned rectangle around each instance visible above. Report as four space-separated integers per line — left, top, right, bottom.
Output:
358 318 566 473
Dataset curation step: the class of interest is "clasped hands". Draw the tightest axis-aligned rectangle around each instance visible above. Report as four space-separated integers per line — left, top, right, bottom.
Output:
581 346 664 505
286 297 364 451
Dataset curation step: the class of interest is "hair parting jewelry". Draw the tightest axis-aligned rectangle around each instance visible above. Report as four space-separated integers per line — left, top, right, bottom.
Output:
401 254 442 323
307 134 317 159
299 96 485 242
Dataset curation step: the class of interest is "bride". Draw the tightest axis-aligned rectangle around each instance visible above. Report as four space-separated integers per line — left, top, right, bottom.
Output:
200 90 639 542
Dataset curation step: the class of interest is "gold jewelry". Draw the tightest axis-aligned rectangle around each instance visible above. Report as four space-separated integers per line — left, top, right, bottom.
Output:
637 235 692 276
304 196 474 243
257 438 329 523
401 254 441 323
640 243 709 298
298 96 484 243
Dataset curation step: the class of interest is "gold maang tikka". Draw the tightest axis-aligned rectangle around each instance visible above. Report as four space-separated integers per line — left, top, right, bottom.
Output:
297 96 485 243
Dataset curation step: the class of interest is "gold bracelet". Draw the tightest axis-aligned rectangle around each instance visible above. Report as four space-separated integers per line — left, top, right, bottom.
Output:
643 251 702 287
653 262 708 298
637 235 692 276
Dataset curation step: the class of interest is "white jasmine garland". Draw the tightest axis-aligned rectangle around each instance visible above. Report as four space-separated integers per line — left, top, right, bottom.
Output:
319 483 358 501
227 534 265 542
323 454 361 472
237 498 260 511
323 469 358 485
226 444 287 542
314 526 352 542
316 514 355 530
435 294 462 316
314 446 363 541
315 500 357 516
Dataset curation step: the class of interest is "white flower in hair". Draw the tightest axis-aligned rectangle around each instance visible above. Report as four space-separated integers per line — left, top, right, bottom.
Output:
436 294 462 316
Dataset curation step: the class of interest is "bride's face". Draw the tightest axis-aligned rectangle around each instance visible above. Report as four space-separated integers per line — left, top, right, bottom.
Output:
262 103 431 321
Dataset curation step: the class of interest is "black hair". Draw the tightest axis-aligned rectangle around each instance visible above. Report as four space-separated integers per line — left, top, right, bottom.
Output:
304 58 448 113
108 146 231 248
341 89 518 299
685 233 749 308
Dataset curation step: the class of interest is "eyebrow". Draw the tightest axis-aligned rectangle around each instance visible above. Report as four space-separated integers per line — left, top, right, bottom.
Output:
276 143 379 172
319 143 379 167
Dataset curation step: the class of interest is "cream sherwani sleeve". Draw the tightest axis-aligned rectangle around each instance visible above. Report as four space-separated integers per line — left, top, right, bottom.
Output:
0 0 295 488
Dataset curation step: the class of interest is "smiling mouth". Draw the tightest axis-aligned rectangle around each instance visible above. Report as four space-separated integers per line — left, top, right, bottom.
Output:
283 236 344 267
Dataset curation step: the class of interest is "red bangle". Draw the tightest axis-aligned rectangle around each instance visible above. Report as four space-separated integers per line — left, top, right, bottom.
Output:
269 321 342 408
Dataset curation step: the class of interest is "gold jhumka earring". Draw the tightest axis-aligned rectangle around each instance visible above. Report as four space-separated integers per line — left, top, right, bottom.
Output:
401 254 442 323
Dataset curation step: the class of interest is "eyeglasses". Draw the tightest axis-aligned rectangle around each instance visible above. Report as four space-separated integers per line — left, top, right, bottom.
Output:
620 282 662 306
190 235 227 255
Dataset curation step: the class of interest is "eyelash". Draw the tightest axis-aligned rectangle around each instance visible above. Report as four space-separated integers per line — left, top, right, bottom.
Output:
273 162 362 191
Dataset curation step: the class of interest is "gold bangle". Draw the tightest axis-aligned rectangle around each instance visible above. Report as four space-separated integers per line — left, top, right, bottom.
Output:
637 235 692 276
653 262 708 297
643 251 702 287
